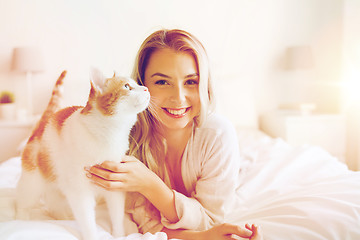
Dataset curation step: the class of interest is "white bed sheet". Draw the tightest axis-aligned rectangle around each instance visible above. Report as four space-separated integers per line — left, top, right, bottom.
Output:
231 129 360 239
0 129 359 240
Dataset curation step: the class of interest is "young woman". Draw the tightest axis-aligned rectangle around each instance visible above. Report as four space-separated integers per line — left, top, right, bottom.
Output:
86 29 262 240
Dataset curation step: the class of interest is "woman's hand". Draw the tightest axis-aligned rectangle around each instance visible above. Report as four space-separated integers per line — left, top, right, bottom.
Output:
200 223 262 240
85 156 179 223
246 224 263 240
85 155 158 194
164 223 262 240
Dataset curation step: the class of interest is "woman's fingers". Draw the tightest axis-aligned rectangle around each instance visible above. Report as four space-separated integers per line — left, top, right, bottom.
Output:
84 163 128 191
121 155 139 163
249 224 262 240
98 160 128 173
95 156 139 173
230 225 253 238
85 165 120 181
202 223 254 240
245 224 263 240
219 223 253 238
86 171 125 191
221 223 264 239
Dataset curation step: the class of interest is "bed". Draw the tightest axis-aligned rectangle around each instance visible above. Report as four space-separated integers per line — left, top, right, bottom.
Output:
0 126 359 239
1 74 360 239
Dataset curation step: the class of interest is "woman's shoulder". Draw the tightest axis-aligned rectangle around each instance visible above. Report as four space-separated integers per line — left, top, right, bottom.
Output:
201 113 235 132
196 113 237 139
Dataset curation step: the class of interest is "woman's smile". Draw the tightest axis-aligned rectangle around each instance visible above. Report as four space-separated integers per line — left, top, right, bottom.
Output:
163 107 191 118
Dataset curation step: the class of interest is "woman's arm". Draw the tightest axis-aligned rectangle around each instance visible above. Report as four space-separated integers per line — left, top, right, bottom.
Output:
85 156 179 223
163 223 261 240
85 155 264 239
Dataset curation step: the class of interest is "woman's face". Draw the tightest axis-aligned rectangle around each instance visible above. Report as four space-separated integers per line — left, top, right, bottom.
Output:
144 48 200 131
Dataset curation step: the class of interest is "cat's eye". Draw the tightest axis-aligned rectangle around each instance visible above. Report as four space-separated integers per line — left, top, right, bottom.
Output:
124 83 131 90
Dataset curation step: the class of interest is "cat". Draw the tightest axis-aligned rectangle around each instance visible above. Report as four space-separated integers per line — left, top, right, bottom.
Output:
16 68 150 240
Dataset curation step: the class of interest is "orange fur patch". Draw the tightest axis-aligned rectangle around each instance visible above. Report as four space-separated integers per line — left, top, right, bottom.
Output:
21 143 56 181
96 78 130 116
81 82 96 115
45 70 67 114
54 106 81 134
21 143 36 171
27 116 50 143
37 148 56 181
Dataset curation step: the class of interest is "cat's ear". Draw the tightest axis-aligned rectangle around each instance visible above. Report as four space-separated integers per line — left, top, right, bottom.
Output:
89 67 106 93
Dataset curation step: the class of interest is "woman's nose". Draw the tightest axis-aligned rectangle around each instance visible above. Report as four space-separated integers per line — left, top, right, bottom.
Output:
170 85 186 103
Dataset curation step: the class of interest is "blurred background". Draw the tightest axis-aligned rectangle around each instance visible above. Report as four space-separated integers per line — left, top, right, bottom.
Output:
0 0 359 169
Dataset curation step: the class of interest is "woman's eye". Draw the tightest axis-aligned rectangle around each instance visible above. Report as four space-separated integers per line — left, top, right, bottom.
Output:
186 79 199 85
155 80 168 85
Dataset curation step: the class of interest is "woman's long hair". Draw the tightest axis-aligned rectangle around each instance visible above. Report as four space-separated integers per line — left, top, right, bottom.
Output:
128 29 215 186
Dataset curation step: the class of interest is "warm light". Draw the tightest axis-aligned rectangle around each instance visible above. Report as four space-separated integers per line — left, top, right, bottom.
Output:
345 81 360 103
343 67 360 104
343 43 360 105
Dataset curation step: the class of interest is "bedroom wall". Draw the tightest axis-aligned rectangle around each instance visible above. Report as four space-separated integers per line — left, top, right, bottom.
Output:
342 0 360 170
0 0 344 129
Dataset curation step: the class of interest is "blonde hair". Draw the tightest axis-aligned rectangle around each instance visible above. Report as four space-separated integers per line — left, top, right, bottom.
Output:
129 29 215 185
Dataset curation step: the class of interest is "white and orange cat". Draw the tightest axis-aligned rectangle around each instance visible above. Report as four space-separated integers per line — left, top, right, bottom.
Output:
16 68 150 240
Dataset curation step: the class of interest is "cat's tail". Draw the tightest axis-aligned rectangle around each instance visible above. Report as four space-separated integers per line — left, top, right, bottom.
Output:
42 70 67 117
25 70 66 144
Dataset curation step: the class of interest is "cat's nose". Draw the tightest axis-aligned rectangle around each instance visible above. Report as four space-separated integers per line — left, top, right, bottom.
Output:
143 87 148 91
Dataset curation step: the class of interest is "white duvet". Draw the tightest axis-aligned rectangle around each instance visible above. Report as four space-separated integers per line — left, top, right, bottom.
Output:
0 130 359 240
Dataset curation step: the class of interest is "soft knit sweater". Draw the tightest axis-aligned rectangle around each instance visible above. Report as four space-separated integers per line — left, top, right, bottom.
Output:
127 114 244 233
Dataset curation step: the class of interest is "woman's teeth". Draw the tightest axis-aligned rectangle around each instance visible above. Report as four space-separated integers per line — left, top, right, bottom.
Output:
166 108 187 116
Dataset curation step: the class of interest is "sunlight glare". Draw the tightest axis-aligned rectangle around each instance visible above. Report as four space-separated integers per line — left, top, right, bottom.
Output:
344 69 360 103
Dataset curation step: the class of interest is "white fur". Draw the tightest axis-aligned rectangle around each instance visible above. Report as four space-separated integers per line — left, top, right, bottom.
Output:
16 70 150 240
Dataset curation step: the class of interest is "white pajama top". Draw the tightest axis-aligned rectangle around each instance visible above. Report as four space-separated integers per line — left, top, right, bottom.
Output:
127 113 243 233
